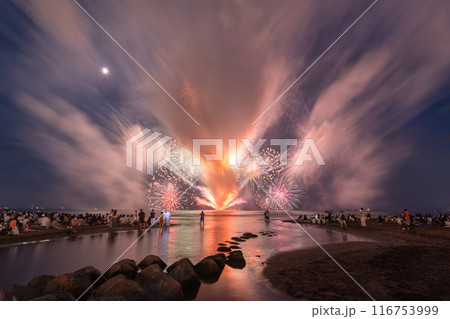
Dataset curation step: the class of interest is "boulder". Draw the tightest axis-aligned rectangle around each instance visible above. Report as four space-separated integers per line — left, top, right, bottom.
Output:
211 253 226 269
32 292 76 301
136 265 183 301
94 274 145 301
167 258 201 297
105 259 138 280
75 266 102 284
135 264 163 283
226 250 246 269
27 275 55 294
43 272 92 298
166 258 194 273
243 232 258 238
231 237 245 242
138 255 167 270
217 246 231 252
217 243 227 246
194 256 223 283
0 290 16 301
229 245 241 249
1 284 38 301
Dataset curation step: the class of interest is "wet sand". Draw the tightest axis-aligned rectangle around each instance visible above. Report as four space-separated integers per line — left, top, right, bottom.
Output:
263 222 450 300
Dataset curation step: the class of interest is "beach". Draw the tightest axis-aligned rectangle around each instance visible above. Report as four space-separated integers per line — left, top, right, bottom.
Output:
263 221 450 300
1 211 449 300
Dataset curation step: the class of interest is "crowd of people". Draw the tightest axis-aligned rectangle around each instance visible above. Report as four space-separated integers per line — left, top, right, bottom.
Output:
0 208 173 237
296 208 450 230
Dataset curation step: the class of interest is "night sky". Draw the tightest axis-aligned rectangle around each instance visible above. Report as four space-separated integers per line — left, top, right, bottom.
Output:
1 0 449 211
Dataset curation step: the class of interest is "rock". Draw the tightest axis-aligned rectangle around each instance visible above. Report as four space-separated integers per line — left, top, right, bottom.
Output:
167 258 201 298
243 232 258 238
229 245 241 249
32 292 76 301
138 255 167 270
211 253 226 269
105 259 138 280
226 250 246 269
0 290 15 301
228 241 240 245
167 258 193 272
217 246 231 252
94 274 145 301
91 295 126 301
194 256 223 283
255 255 261 257
27 275 55 294
217 243 227 246
136 265 183 301
75 266 104 286
1 284 38 301
43 272 92 299
231 237 245 242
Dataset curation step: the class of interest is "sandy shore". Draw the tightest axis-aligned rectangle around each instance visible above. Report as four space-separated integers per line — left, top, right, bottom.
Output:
263 222 450 300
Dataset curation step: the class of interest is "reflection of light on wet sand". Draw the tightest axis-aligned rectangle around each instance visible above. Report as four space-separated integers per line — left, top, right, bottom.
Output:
0 211 376 298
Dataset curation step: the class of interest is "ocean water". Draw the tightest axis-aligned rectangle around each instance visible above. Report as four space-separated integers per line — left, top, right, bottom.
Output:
0 210 374 300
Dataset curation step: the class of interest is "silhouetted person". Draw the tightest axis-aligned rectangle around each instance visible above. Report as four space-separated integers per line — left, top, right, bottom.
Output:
200 211 205 226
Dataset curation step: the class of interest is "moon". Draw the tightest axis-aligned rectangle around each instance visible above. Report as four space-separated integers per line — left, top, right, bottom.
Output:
101 67 109 75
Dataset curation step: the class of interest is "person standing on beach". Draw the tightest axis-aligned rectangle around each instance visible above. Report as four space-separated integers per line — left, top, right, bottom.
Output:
264 210 270 220
110 209 117 230
404 209 410 221
149 209 155 226
158 211 165 228
200 211 205 226
138 209 146 228
339 211 347 229
360 208 367 227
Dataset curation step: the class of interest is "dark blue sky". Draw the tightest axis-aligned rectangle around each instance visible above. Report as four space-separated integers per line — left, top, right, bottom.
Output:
1 0 449 211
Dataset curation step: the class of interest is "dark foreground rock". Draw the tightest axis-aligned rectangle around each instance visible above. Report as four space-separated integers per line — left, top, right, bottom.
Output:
226 250 246 269
194 254 226 283
32 292 76 301
75 266 104 286
136 264 183 301
93 274 145 301
1 284 38 301
217 246 231 252
138 255 167 270
167 258 201 299
231 237 245 242
27 275 55 295
43 271 92 298
105 259 138 280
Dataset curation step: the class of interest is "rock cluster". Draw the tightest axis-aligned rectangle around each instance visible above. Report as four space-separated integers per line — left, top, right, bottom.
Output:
0 251 247 301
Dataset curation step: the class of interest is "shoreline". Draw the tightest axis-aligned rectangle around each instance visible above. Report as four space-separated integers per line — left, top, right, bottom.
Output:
263 222 450 300
0 224 176 247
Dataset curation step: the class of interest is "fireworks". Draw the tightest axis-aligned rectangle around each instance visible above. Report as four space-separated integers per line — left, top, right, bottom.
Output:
195 186 247 210
147 167 196 210
238 148 283 190
255 175 302 210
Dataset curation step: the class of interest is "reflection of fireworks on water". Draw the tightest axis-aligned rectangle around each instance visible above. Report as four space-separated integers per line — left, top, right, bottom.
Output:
255 175 302 210
147 167 196 210
195 186 247 210
238 148 282 190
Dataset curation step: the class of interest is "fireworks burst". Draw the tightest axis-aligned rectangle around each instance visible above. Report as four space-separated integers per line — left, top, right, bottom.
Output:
255 175 302 210
147 167 196 210
238 148 282 190
195 186 246 210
